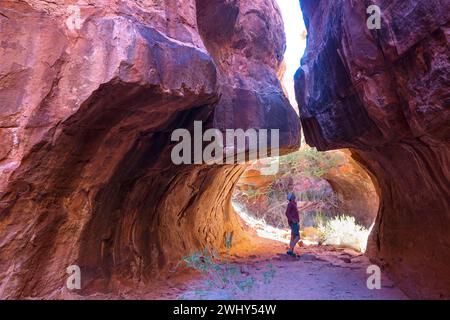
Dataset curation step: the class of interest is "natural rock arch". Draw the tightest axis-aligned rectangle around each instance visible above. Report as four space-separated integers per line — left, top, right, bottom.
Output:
0 0 299 298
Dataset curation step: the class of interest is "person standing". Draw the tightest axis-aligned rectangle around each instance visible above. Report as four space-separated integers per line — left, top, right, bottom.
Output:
285 192 300 256
285 193 319 256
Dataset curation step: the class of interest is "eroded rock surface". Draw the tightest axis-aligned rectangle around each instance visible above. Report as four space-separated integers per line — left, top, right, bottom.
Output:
324 150 379 228
296 0 450 298
0 0 300 298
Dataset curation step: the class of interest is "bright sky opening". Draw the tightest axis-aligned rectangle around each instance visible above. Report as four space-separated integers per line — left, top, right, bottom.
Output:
276 0 307 112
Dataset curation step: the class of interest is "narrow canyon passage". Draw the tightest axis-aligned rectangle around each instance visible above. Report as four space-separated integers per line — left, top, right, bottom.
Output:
0 0 449 300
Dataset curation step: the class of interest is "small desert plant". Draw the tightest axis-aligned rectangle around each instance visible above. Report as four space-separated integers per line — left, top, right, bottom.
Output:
262 263 276 285
312 211 326 228
317 215 369 252
181 248 257 298
224 231 233 254
182 248 221 274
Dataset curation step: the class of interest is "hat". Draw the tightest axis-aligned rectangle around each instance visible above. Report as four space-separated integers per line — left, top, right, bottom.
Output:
287 192 295 201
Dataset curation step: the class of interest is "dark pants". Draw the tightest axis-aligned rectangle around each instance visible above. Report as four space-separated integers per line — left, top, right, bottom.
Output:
290 222 300 238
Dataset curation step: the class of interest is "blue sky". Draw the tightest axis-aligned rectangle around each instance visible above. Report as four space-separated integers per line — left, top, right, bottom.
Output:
276 0 307 111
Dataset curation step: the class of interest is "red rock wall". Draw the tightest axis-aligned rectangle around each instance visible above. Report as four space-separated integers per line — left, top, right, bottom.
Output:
296 0 450 298
0 0 300 298
324 150 379 228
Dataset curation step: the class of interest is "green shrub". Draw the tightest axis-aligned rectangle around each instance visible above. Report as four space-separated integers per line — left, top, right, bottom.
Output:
181 249 251 296
279 147 344 179
181 248 276 299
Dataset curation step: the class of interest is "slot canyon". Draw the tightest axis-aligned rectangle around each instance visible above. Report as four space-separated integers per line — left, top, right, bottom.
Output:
0 0 449 300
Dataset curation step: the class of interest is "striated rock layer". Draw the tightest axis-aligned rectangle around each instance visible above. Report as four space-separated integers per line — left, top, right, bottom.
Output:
0 0 300 298
296 0 450 298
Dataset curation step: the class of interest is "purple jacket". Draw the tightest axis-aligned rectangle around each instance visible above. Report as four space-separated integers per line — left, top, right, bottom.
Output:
285 201 299 224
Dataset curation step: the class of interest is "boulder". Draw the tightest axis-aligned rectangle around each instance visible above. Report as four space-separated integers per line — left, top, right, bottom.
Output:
296 0 450 298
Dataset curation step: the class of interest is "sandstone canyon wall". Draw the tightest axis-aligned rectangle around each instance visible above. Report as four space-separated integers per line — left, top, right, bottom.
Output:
324 150 379 228
296 0 449 298
0 0 300 298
